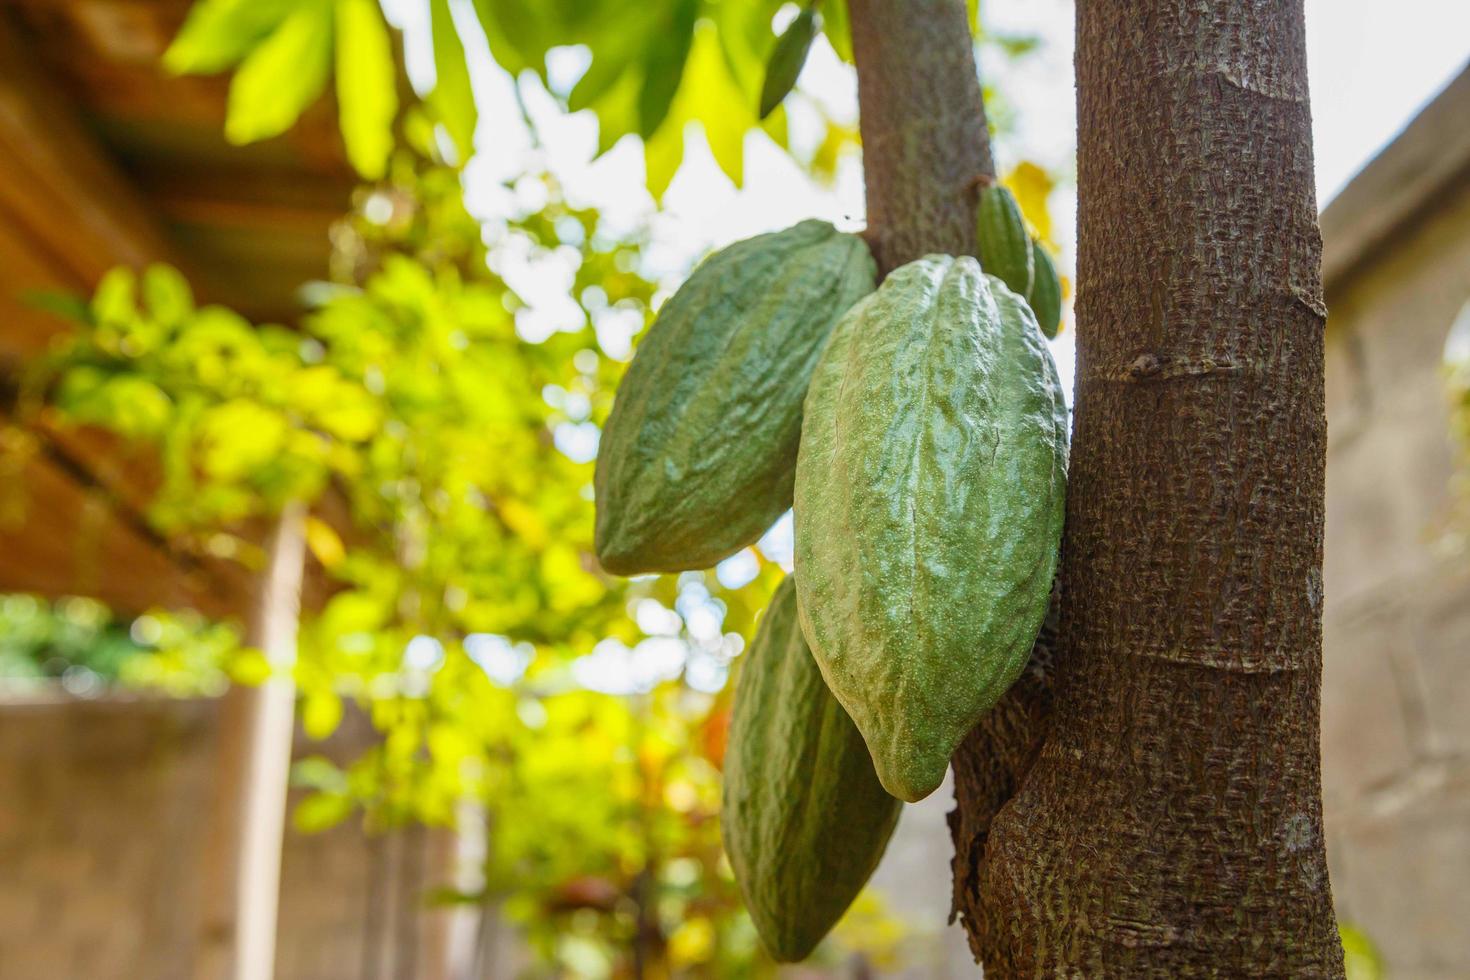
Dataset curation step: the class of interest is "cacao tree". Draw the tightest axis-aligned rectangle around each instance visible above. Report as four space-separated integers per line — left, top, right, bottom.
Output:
147 0 1350 971
850 0 1346 973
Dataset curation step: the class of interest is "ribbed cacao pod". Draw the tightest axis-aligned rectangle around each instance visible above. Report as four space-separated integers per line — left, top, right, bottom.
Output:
976 183 1033 299
794 254 1067 802
595 220 875 575
1027 237 1062 339
722 576 902 962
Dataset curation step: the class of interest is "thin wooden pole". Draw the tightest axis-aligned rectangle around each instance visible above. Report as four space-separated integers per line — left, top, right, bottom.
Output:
195 501 307 980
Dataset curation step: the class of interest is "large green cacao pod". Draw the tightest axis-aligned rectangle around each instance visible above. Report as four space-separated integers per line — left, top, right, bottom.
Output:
1027 238 1063 339
595 219 875 575
976 183 1033 299
794 254 1067 802
722 575 902 962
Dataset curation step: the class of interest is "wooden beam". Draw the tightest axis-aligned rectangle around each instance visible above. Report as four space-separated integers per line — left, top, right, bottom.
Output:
0 9 260 621
1321 61 1470 294
0 424 251 619
194 502 306 980
0 7 179 361
0 13 174 287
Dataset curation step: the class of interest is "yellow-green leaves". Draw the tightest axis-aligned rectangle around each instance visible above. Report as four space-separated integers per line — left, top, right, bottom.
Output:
224 0 334 145
637 0 698 138
163 0 299 75
335 0 398 179
759 6 818 120
428 0 477 162
162 0 857 194
167 0 399 178
822 0 853 63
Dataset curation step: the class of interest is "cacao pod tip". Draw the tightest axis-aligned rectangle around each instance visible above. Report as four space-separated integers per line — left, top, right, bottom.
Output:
874 755 945 804
723 576 900 964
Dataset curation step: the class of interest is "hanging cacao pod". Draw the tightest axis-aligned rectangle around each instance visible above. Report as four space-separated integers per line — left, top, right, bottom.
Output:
976 183 1034 299
595 219 875 575
795 254 1067 802
722 576 902 962
1027 237 1063 338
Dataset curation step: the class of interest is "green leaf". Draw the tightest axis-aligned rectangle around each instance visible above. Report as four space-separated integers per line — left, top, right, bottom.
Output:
303 688 345 738
21 289 91 325
163 0 296 75
568 48 632 114
683 24 754 187
644 121 685 200
429 0 478 162
225 0 334 144
142 264 194 326
91 267 137 325
584 58 644 158
293 791 354 833
335 0 399 179
759 7 818 120
635 0 697 139
1339 924 1384 980
712 0 784 93
822 0 853 63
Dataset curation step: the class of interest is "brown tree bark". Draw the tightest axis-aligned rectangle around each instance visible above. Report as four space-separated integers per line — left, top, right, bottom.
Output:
848 0 991 275
850 1 1345 975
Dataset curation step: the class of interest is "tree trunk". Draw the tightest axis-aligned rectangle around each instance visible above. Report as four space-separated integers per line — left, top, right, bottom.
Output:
849 0 1345 974
848 0 990 275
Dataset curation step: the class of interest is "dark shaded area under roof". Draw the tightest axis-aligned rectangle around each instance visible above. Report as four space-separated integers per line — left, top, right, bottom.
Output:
0 0 356 619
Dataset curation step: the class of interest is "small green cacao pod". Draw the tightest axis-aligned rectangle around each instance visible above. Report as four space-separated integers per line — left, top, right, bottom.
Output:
760 6 819 119
595 219 875 575
722 576 902 962
795 254 1067 802
1027 238 1062 339
976 183 1034 299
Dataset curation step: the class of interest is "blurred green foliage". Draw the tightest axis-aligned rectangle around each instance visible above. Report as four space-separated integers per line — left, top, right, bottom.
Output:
165 0 806 194
6 1 1065 972
18 147 907 972
159 0 1031 200
0 593 240 697
1338 923 1384 980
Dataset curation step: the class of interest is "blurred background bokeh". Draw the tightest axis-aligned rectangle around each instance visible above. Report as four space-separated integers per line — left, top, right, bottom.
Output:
0 0 1466 977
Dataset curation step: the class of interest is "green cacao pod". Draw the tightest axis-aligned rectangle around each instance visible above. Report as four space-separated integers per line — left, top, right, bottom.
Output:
722 575 902 962
794 254 1067 802
595 219 875 575
759 6 819 120
976 183 1034 299
1027 238 1062 339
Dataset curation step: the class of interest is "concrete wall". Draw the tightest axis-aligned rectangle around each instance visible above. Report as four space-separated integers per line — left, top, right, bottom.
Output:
1321 169 1470 978
0 694 462 980
0 696 218 979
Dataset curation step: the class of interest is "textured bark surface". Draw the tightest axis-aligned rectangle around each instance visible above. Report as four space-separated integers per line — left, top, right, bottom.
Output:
965 3 1346 974
848 0 991 275
850 1 1345 974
